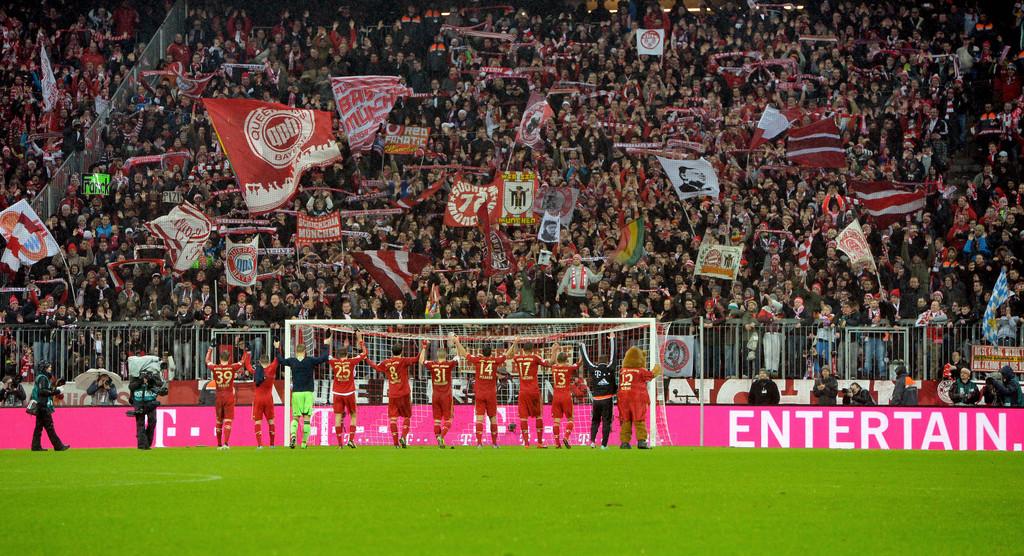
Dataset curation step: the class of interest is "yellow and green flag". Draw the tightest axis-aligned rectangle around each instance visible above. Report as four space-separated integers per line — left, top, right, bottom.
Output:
611 217 645 267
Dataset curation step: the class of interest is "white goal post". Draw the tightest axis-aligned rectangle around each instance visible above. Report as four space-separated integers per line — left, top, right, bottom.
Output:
282 318 666 447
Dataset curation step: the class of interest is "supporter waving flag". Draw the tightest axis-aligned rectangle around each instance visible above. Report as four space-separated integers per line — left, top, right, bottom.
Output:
350 250 431 301
0 200 60 271
330 76 411 152
203 99 343 215
983 268 1012 345
515 92 553 151
144 202 213 273
786 117 846 168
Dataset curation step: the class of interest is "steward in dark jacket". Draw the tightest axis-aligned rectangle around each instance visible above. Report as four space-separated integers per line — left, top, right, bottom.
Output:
748 370 780 405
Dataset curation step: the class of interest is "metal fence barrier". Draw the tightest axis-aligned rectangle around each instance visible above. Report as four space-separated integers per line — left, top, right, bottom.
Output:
1 323 277 383
664 320 1017 381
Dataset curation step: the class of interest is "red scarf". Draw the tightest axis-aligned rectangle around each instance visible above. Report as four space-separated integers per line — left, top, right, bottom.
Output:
569 265 587 289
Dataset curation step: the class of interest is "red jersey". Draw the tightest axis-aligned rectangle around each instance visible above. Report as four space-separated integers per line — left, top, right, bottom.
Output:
619 367 655 400
207 351 249 398
426 360 457 395
466 354 507 397
330 346 367 396
254 359 277 399
511 354 548 394
550 363 579 395
370 356 418 397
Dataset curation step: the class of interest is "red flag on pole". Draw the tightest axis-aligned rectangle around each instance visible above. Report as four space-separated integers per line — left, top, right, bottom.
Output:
786 118 846 168
202 98 342 215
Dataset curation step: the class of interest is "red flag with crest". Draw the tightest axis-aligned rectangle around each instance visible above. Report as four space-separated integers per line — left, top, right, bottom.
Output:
203 98 343 215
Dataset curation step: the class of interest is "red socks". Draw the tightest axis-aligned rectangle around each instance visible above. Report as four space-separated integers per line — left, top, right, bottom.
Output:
565 421 573 440
269 423 275 446
475 421 484 445
553 424 561 444
223 420 232 445
440 420 449 437
335 425 343 446
536 421 544 446
390 422 399 446
434 423 442 436
348 425 355 444
490 422 498 446
255 423 262 447
520 418 529 445
401 420 410 442
215 421 222 447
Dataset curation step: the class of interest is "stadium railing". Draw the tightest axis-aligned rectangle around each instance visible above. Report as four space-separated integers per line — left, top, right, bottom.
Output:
0 322 275 382
31 0 188 218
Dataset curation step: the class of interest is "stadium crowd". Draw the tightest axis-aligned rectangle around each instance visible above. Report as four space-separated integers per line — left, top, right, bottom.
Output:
1 0 1024 385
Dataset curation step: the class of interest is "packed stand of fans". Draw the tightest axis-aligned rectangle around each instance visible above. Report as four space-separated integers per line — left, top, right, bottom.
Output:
2 0 1024 390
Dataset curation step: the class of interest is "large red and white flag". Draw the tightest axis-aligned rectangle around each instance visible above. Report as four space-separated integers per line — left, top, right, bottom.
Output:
444 175 500 227
225 237 258 287
835 219 877 272
0 200 60 271
203 99 342 215
749 106 792 148
515 92 552 151
330 76 411 152
847 180 928 228
786 117 846 168
350 250 431 301
40 45 59 112
144 202 213 273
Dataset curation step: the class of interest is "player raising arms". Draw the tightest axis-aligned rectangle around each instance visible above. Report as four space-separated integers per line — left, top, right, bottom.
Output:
510 342 552 448
367 341 420 448
618 346 662 450
452 335 518 448
420 339 456 448
252 349 281 449
548 344 582 449
328 332 367 448
206 345 251 450
581 334 617 449
280 338 331 449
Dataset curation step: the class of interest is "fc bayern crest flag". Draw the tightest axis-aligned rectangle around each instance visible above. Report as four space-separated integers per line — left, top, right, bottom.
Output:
515 92 552 151
225 237 258 287
636 28 665 56
202 99 343 215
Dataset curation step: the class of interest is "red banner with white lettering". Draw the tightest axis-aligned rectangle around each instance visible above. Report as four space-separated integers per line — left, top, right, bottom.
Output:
202 99 342 215
444 176 500 227
295 211 342 248
330 76 411 152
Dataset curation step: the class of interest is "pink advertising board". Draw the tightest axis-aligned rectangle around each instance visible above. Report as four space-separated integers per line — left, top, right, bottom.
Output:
2 405 1022 451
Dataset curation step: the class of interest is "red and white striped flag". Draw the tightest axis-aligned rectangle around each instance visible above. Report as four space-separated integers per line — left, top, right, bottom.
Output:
847 180 927 228
350 250 431 301
797 235 813 272
786 118 846 168
749 106 792 148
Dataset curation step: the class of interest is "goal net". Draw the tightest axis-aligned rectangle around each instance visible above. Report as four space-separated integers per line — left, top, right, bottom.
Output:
282 318 670 447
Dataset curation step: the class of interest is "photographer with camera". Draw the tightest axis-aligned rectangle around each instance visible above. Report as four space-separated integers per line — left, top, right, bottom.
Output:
86 374 118 406
841 382 875 406
29 364 70 451
127 354 169 449
1 375 26 407
987 366 1023 407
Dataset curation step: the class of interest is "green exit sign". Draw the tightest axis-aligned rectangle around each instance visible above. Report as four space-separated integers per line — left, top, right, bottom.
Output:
83 173 111 195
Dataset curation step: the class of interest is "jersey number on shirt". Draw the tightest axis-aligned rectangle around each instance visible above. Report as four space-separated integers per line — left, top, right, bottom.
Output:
516 361 532 377
334 365 351 381
621 373 633 390
433 368 447 385
480 361 494 379
215 370 233 386
555 373 566 388
388 367 399 383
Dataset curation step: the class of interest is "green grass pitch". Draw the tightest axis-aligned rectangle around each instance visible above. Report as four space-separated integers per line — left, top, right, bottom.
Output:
2 446 1021 555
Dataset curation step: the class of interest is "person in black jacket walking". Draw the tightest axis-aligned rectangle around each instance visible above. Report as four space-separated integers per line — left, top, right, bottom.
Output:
30 366 70 451
748 369 780 405
812 366 839 406
581 335 617 449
